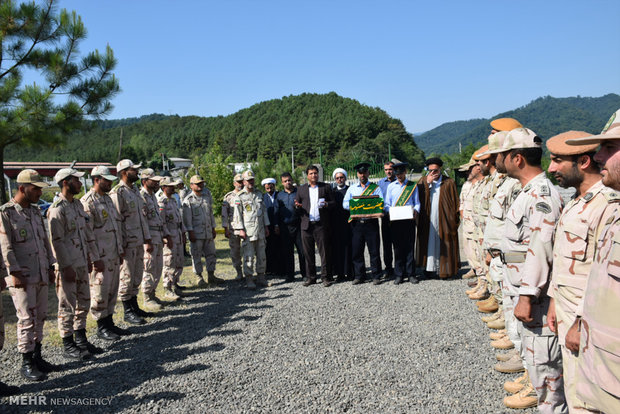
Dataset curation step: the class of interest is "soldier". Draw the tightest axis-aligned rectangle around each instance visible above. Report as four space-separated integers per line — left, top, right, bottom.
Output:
110 159 153 326
182 174 222 287
139 168 170 311
460 159 484 283
1 247 21 395
566 112 620 413
498 128 566 412
81 166 129 341
232 170 270 289
542 130 611 411
0 170 56 381
48 168 104 360
222 174 245 280
158 177 186 301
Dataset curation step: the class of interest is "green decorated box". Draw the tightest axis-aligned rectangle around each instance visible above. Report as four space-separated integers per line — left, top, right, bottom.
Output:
350 196 384 219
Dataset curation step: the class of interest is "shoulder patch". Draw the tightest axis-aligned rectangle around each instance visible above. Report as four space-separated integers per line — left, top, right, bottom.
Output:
583 192 594 202
512 188 521 198
535 202 552 214
523 183 532 192
111 183 122 193
51 199 63 208
538 184 550 196
604 191 620 203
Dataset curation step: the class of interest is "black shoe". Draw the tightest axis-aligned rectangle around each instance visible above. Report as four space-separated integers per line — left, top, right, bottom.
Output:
352 278 363 285
33 342 59 373
21 352 44 382
0 380 20 396
323 280 333 287
393 277 403 285
97 319 120 341
107 316 132 336
75 329 104 355
372 278 382 285
303 279 316 287
62 335 92 361
131 296 154 318
284 276 295 283
385 268 394 278
122 301 146 325
175 283 189 291
410 276 420 284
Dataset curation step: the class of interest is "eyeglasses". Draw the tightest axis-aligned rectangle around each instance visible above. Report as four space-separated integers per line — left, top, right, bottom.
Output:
428 169 440 173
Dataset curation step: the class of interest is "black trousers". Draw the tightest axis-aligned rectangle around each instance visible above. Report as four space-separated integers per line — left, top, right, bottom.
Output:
351 219 381 280
330 221 353 279
391 219 416 278
301 222 332 281
381 216 393 271
265 227 280 274
279 223 306 279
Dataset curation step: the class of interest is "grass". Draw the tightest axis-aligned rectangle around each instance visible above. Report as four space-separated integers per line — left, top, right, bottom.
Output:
1 221 234 350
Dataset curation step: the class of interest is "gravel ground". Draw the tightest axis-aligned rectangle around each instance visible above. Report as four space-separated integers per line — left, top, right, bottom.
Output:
1 268 536 414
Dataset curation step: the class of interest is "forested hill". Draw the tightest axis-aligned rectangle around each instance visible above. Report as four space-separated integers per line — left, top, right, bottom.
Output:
417 93 620 155
5 92 426 170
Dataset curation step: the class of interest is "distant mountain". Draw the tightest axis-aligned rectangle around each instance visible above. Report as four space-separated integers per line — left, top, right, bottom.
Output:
417 94 620 155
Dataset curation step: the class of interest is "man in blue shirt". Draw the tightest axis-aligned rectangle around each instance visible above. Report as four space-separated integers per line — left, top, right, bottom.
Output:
343 163 383 285
275 172 306 283
384 162 421 285
378 161 396 277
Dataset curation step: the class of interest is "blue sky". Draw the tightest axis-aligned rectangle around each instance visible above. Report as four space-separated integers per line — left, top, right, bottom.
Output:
59 0 620 133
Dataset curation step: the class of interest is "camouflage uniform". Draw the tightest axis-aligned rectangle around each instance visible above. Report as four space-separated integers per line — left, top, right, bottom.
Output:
140 188 169 295
158 192 186 288
575 199 620 413
548 180 616 411
501 172 566 413
48 194 100 338
0 200 55 353
462 179 484 276
0 253 6 351
472 175 491 276
232 189 269 279
81 189 124 321
182 189 217 275
222 189 243 275
110 180 151 302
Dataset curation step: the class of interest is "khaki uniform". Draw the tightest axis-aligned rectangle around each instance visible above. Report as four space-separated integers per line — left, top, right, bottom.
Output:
472 174 493 277
501 172 566 413
182 190 216 275
232 189 269 277
158 193 186 288
0 200 55 353
222 190 242 272
548 181 616 411
110 181 151 302
574 196 620 413
462 179 484 276
0 252 6 350
48 194 100 338
140 188 169 295
81 189 124 321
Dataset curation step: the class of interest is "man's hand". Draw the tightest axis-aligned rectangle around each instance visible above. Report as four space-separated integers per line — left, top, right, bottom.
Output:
164 236 173 249
547 297 557 334
514 295 533 323
224 227 230 239
10 271 25 288
274 225 280 236
188 230 197 243
93 260 105 273
212 228 216 239
62 266 77 283
265 226 270 238
485 252 492 266
145 242 154 254
294 200 302 208
565 320 581 353
238 230 247 240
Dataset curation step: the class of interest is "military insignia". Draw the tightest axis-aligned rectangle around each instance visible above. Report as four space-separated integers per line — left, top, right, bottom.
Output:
583 192 593 202
606 216 615 225
102 209 108 219
604 191 620 203
245 204 252 212
512 188 521 199
538 185 550 196
130 201 136 209
69 220 76 230
523 184 531 192
19 228 27 238
535 202 552 214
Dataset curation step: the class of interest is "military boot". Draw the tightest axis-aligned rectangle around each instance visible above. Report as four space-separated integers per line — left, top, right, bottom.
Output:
62 335 92 361
256 274 271 287
467 277 479 288
107 315 131 336
465 278 482 294
478 296 499 313
21 352 44 382
234 267 243 281
491 336 514 350
33 342 59 373
468 281 489 300
494 353 525 373
503 384 537 409
476 295 495 308
504 371 530 394
462 268 476 279
489 329 507 340
196 273 208 288
496 348 519 362
132 296 154 318
75 329 104 355
208 271 226 284
143 292 163 311
122 300 146 325
487 314 506 330
246 275 257 290
0 380 20 396
97 318 120 341
164 285 182 301
482 309 502 323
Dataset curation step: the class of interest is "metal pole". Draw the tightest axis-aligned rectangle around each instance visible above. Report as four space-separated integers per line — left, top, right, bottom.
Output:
388 142 391 161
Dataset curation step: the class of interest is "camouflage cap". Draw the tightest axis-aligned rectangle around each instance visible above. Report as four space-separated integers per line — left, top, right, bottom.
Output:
90 165 117 181
546 131 598 155
566 109 620 145
473 144 490 161
116 159 141 172
16 169 50 188
242 170 255 180
233 173 243 182
140 168 163 181
458 158 476 171
159 176 179 187
499 127 542 151
189 174 205 184
54 168 85 184
490 118 522 132
482 131 509 155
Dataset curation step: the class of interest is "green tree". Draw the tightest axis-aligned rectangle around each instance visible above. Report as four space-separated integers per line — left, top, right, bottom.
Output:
0 0 119 202
193 143 234 215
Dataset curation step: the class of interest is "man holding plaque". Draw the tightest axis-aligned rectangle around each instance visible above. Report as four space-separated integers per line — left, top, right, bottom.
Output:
384 163 420 285
343 163 384 285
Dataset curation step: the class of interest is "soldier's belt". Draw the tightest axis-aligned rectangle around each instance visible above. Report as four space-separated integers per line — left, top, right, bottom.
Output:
500 251 527 264
488 249 502 258
149 226 163 232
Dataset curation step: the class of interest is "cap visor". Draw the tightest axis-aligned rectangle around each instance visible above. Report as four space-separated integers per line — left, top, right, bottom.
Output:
565 133 620 145
102 174 117 181
32 181 50 188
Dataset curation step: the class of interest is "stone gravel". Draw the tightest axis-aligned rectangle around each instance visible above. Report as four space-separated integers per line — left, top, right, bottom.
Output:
1 271 538 414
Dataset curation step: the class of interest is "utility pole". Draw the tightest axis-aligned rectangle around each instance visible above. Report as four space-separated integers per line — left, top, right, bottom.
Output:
388 142 391 161
291 147 294 173
117 128 123 163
